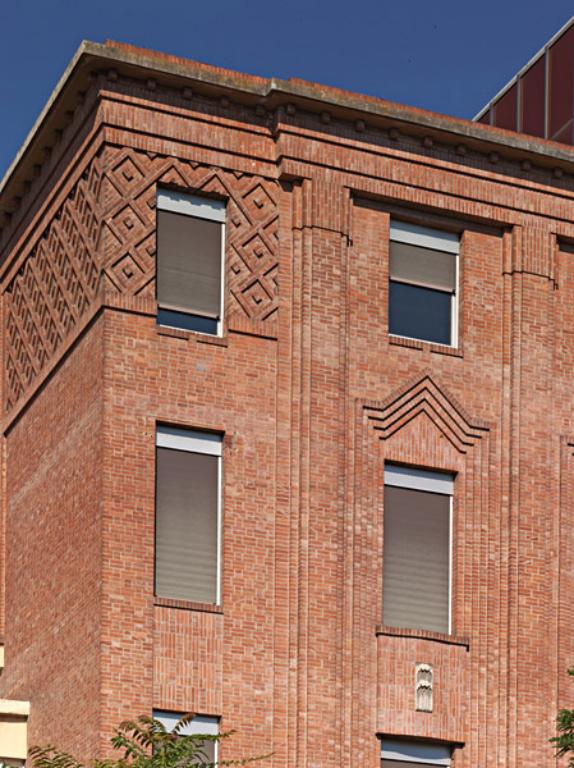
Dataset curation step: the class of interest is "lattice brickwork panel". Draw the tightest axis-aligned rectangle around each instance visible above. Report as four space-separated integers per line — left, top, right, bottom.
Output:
4 147 280 412
99 148 279 325
5 159 103 411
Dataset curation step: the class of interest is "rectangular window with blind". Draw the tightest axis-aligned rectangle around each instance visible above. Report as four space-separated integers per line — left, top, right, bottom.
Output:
383 465 454 634
156 189 226 335
381 738 452 767
155 426 222 604
153 711 219 763
389 221 459 346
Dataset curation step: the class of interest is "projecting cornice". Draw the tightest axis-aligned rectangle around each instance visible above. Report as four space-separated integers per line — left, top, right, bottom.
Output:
4 38 574 238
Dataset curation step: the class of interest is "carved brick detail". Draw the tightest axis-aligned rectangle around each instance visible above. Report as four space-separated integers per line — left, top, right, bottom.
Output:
5 158 103 411
99 147 279 323
364 373 489 453
356 374 491 749
415 663 433 712
4 147 280 412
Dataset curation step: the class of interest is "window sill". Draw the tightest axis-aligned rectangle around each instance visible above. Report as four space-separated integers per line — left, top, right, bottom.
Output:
156 324 229 347
154 596 223 614
196 333 228 347
376 624 470 649
389 334 463 358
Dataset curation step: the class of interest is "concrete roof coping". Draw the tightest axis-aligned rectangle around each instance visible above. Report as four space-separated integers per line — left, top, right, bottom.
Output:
3 39 574 220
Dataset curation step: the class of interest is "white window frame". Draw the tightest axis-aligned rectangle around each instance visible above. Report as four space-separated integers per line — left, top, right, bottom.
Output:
156 189 226 337
384 464 454 635
153 711 219 761
381 738 451 765
156 426 223 605
389 220 460 348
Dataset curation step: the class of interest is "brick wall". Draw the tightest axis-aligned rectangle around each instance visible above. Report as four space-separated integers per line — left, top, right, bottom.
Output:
1 319 104 755
1 62 574 767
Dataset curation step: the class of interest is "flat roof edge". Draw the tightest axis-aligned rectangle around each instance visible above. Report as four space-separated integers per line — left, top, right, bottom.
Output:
0 41 91 200
4 39 574 217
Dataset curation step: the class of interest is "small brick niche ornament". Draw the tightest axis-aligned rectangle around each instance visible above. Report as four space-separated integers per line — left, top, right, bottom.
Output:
415 663 433 712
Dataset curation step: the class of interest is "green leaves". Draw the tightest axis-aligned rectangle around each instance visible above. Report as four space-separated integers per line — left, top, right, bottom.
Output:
551 667 574 766
29 716 270 768
29 746 84 768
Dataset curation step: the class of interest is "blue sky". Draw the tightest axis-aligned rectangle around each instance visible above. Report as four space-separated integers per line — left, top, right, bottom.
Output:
1 0 573 178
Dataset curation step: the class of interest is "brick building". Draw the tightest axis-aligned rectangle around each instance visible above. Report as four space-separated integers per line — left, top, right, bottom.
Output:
0 39 574 768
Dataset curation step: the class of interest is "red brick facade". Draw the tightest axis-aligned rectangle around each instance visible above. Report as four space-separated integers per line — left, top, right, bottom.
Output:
1 40 574 767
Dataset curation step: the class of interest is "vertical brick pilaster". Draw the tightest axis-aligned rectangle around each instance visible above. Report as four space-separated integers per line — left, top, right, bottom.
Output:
505 224 558 767
297 175 350 768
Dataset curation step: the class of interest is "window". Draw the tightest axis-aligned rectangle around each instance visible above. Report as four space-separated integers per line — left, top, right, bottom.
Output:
155 426 222 604
383 465 454 634
0 699 29 767
389 221 459 346
153 711 219 763
381 739 451 767
156 189 226 335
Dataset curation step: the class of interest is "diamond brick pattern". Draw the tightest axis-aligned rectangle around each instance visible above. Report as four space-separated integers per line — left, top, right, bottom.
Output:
5 157 103 411
99 147 280 322
5 147 280 411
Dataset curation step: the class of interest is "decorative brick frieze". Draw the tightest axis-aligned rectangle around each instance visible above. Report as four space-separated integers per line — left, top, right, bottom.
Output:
3 144 280 414
98 146 279 326
4 156 103 411
363 373 489 453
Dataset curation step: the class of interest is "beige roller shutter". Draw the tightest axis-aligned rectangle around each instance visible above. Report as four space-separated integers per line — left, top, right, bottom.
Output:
382 762 444 768
390 241 456 291
157 210 222 318
155 447 219 603
383 485 450 633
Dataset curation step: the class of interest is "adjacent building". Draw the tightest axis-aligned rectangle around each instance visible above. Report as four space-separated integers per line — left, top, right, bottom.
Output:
476 15 574 145
1 39 574 767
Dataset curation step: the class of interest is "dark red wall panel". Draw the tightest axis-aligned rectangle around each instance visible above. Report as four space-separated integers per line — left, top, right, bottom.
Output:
521 55 546 138
549 23 574 140
494 84 517 131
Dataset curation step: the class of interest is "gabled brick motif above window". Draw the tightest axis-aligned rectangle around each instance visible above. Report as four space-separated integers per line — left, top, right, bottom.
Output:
4 147 280 413
364 373 489 453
